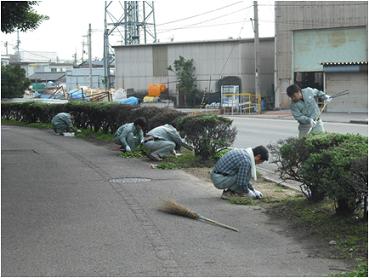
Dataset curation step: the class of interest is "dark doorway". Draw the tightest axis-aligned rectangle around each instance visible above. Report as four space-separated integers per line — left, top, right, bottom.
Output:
294 72 323 90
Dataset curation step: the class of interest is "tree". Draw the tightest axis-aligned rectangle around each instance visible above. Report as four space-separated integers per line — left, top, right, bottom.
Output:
1 1 49 34
168 56 198 107
1 65 31 98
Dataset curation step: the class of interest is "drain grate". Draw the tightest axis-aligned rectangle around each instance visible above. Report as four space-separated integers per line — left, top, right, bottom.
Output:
109 177 152 183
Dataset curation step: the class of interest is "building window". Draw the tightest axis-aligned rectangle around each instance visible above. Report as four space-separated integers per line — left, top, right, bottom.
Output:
51 68 57 72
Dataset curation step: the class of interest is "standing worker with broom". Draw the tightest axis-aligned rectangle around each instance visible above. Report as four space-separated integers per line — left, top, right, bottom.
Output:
286 84 332 138
210 145 269 200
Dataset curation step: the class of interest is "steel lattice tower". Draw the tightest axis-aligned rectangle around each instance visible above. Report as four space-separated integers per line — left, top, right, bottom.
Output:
103 1 157 91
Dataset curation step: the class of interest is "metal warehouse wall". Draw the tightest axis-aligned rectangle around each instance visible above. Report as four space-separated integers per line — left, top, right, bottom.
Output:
275 1 368 109
325 72 368 113
66 68 105 91
114 38 274 99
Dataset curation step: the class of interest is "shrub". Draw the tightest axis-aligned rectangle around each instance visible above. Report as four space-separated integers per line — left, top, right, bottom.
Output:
268 136 326 201
311 139 368 215
176 114 237 160
268 133 368 216
148 108 185 130
1 102 187 136
349 156 368 219
1 64 31 98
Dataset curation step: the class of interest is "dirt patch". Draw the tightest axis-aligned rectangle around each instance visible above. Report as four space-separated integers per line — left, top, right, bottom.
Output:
183 167 302 200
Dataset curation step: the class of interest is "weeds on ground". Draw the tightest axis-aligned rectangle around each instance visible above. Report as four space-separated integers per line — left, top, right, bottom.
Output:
269 197 367 275
334 260 368 277
228 189 367 276
119 146 146 158
75 129 113 142
2 119 52 129
156 150 215 169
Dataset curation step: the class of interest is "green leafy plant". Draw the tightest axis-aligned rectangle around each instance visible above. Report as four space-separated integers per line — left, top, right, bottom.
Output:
1 65 31 98
168 56 199 107
268 133 368 216
336 261 368 277
1 1 49 33
177 114 237 160
1 102 186 135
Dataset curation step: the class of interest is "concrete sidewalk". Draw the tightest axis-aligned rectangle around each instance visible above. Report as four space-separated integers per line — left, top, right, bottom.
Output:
2 126 350 276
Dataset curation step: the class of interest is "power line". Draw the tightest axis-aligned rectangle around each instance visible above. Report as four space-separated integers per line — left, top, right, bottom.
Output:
260 2 367 6
157 5 253 34
156 19 249 34
157 1 243 26
218 13 251 77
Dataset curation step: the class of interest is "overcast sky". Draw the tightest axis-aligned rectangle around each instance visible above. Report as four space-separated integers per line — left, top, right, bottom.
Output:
1 0 275 61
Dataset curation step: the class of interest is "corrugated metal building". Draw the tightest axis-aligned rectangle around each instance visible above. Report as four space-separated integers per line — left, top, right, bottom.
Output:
275 1 368 112
113 38 274 106
65 68 105 91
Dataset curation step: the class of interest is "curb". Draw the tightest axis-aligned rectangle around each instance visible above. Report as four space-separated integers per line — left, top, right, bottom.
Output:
262 175 301 192
349 120 368 124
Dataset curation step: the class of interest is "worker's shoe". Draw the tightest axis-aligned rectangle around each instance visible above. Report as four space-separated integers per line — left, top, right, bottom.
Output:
234 191 249 198
147 153 162 161
221 190 252 200
221 189 235 200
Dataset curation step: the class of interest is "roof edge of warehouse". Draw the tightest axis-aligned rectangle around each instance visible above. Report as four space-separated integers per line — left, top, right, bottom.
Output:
112 37 275 48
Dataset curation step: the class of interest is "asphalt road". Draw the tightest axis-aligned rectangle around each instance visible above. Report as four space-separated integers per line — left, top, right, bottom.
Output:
2 125 351 276
229 117 368 182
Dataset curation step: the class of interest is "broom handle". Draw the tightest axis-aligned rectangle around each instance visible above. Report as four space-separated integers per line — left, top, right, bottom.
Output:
199 215 239 232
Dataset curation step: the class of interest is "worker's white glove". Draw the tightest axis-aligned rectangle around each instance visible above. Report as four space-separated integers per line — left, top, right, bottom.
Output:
140 138 144 144
310 118 317 127
247 190 256 198
253 189 263 199
125 145 131 152
326 95 333 102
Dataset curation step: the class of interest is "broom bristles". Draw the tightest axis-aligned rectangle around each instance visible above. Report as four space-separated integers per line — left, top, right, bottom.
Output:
159 199 199 220
159 199 239 232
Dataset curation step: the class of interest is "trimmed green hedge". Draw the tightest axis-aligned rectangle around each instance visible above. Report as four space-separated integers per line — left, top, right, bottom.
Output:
1 102 185 134
176 113 237 160
2 102 237 162
268 133 368 216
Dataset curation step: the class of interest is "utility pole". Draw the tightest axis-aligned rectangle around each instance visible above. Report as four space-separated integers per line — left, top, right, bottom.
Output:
73 52 77 66
103 1 111 100
81 40 86 63
253 1 261 113
4 41 8 55
16 29 20 63
88 23 93 88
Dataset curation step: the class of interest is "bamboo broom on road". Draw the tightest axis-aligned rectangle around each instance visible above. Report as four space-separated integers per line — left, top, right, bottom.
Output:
159 199 239 232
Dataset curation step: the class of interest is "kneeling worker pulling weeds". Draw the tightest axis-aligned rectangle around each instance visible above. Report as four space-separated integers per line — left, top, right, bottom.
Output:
143 121 192 161
210 145 269 200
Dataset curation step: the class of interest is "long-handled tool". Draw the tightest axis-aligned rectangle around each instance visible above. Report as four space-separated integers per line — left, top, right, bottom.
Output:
307 90 350 134
331 89 350 99
159 199 239 232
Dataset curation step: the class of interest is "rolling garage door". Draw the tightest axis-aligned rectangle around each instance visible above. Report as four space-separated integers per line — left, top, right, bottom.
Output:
325 72 367 113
